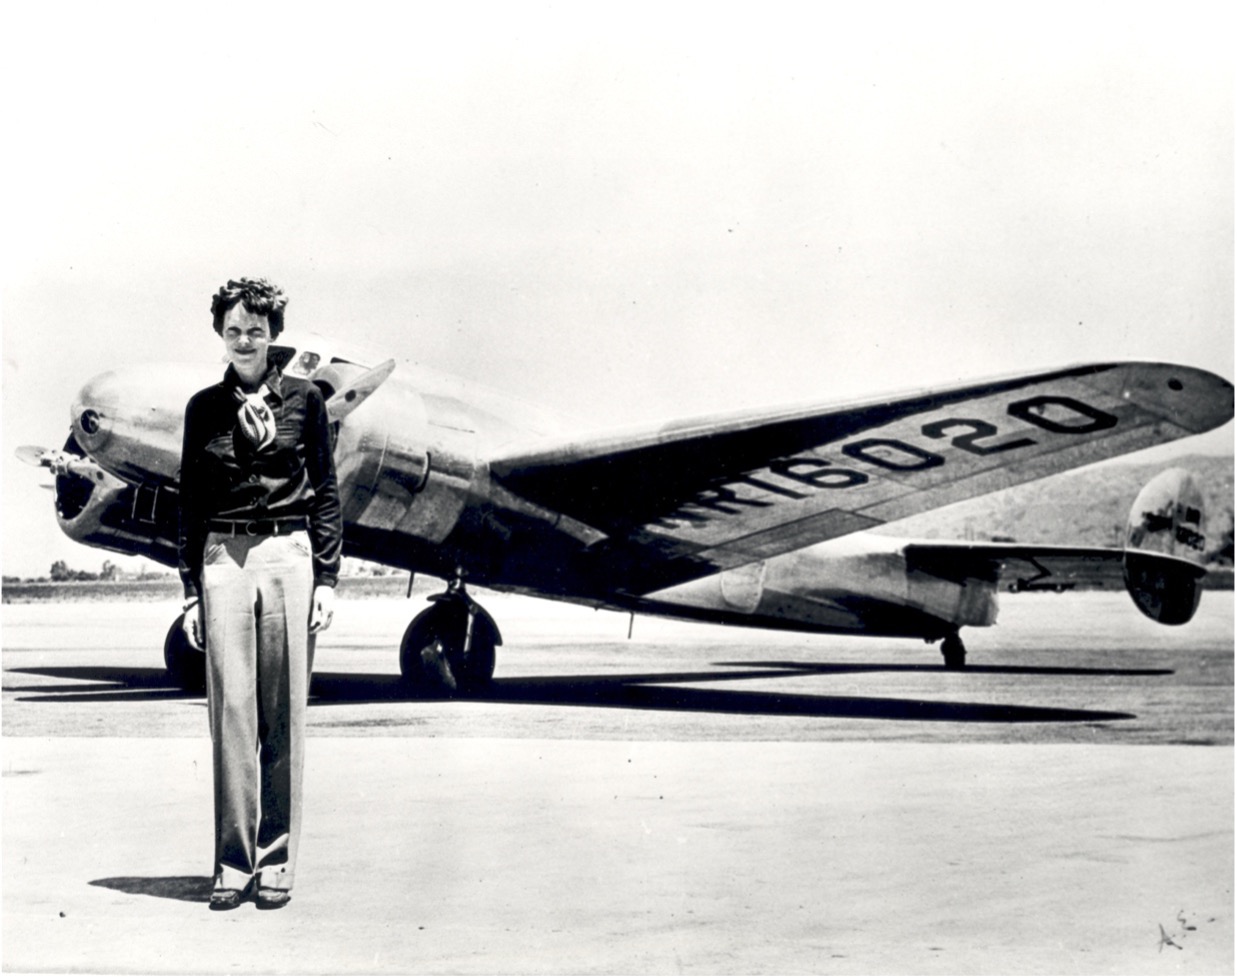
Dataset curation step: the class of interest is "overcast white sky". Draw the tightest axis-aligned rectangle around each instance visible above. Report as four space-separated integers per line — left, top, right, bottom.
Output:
2 2 1232 578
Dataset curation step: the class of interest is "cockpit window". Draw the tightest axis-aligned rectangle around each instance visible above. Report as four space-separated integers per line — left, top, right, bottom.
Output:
286 350 322 378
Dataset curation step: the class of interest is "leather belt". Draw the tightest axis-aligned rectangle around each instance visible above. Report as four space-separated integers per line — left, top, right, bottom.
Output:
206 517 308 537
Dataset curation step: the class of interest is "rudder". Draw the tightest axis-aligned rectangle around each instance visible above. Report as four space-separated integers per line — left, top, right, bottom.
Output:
1123 468 1208 625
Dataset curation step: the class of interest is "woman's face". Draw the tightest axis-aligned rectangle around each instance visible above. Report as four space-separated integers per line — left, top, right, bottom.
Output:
220 304 272 383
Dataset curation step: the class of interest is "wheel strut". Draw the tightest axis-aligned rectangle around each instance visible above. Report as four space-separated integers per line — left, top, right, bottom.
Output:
940 632 966 670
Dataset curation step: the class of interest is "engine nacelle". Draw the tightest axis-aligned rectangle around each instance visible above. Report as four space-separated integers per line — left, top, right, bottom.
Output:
1123 468 1208 625
53 436 177 565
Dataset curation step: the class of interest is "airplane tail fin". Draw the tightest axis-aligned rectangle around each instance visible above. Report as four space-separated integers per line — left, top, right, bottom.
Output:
1123 468 1209 625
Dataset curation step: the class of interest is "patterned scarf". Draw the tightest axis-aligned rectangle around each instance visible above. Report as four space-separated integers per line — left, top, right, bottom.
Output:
233 384 277 452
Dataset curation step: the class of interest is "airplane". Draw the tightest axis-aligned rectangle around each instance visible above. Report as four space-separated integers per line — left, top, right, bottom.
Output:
18 336 1234 695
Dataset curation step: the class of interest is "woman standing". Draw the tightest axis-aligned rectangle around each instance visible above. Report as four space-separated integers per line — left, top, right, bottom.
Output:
178 277 342 911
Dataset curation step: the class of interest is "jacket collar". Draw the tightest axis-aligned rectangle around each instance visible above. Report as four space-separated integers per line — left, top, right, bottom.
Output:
221 362 285 404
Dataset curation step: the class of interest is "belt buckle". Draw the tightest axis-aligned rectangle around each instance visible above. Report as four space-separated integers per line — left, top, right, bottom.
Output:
244 520 260 536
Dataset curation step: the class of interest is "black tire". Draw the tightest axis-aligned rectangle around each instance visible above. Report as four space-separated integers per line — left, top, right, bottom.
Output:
164 614 206 694
400 601 496 696
398 613 435 689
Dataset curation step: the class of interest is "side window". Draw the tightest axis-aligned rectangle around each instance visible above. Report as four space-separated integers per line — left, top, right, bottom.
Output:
286 350 321 378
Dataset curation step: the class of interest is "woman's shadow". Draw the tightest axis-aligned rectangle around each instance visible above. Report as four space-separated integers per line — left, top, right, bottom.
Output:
90 876 212 904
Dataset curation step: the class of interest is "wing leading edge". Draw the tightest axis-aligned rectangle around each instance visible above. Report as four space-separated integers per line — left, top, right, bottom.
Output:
490 362 1233 592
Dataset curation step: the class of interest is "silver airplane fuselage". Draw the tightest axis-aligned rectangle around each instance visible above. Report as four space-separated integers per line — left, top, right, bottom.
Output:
60 343 987 644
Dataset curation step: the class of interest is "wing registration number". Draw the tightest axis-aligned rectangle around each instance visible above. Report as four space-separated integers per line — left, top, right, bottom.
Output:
649 394 1118 530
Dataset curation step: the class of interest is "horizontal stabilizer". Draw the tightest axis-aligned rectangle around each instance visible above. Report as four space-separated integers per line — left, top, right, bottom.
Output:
902 541 1203 593
903 465 1214 626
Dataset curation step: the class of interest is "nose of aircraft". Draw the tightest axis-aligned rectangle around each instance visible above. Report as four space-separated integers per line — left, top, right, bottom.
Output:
69 364 217 484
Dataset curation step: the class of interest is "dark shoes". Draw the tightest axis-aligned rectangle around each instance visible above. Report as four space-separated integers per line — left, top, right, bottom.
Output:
209 884 248 911
208 880 291 911
254 886 292 910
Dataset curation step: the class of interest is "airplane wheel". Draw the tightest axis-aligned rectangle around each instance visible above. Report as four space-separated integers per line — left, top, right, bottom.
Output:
941 633 966 670
164 615 206 694
400 601 496 696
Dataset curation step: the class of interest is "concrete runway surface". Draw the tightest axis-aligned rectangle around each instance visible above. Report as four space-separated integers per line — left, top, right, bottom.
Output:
3 591 1233 974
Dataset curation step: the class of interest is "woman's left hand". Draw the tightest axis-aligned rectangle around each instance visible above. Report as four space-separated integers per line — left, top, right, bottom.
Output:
309 585 335 633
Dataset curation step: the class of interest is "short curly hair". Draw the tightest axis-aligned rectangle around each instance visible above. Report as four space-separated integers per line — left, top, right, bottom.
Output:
210 277 288 338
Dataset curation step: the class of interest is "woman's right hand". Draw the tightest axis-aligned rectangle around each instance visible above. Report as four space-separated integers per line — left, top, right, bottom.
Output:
183 599 205 650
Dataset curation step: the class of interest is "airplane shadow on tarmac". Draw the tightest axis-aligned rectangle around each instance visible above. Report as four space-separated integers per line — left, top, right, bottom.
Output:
7 661 1159 723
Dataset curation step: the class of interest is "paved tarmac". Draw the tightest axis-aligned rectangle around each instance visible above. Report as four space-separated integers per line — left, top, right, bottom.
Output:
2 591 1233 974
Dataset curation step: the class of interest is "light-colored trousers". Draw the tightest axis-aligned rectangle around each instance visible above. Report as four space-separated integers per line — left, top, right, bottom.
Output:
201 530 314 891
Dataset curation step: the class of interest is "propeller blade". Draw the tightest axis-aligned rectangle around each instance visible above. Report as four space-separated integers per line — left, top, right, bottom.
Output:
15 445 52 467
17 445 100 479
326 358 397 422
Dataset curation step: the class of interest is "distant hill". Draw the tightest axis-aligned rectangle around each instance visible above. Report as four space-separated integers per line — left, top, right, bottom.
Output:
884 454 1234 555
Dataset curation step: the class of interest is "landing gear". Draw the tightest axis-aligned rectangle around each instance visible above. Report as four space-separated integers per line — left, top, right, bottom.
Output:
940 632 966 670
164 614 206 693
400 585 501 696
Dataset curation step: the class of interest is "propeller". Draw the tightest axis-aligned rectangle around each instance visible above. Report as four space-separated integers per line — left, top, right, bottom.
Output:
325 358 397 422
15 445 51 467
15 444 100 479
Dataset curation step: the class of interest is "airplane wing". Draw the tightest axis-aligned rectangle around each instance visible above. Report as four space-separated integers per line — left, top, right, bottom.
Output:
488 362 1233 592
